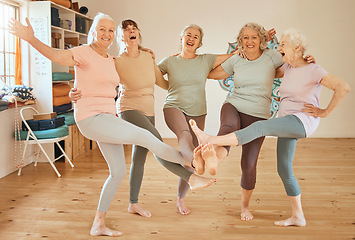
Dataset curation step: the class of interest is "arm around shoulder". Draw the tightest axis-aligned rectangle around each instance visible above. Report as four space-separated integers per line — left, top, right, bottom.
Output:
275 66 284 78
208 65 230 80
154 63 168 90
213 54 234 69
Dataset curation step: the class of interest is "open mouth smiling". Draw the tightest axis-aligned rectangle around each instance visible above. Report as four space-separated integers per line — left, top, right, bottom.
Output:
130 36 137 40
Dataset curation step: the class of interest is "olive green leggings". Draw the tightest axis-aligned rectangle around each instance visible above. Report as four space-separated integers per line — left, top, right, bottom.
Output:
119 110 193 203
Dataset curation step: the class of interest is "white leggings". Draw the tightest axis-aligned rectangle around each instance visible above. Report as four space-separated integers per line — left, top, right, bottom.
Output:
76 113 186 212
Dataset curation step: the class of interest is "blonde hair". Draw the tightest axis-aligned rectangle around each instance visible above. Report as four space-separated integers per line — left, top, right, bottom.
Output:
281 28 308 54
87 12 116 45
180 24 204 48
237 22 268 50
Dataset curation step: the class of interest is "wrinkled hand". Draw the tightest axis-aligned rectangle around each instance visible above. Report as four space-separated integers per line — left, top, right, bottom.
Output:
8 18 35 42
69 88 82 103
267 28 276 42
234 47 247 59
304 54 316 63
302 104 327 118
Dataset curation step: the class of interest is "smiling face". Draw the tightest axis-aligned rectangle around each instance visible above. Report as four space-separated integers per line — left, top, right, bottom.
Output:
278 37 295 64
241 27 261 54
180 27 201 52
122 24 140 47
93 18 115 48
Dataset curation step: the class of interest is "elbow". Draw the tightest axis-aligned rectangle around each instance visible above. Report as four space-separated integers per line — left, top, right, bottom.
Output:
345 83 351 95
207 73 218 80
341 82 351 96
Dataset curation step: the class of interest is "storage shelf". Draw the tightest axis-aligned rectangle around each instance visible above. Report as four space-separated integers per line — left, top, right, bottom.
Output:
51 25 87 36
50 1 92 20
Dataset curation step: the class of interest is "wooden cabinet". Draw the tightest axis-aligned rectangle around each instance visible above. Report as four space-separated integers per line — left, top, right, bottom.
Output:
65 124 96 161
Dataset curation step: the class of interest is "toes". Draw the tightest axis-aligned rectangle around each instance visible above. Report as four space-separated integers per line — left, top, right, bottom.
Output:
189 119 196 127
194 145 202 152
177 207 191 215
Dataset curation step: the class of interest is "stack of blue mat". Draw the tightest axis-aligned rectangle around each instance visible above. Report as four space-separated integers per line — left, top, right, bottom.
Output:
22 117 65 131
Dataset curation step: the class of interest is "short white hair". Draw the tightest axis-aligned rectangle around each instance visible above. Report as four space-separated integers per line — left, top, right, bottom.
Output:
87 12 116 44
281 28 308 54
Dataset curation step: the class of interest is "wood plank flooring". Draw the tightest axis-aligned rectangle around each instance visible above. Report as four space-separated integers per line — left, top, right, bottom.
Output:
0 138 354 240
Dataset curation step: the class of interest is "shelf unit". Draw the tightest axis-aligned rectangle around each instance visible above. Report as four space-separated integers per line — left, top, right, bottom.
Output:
28 1 93 162
28 0 92 113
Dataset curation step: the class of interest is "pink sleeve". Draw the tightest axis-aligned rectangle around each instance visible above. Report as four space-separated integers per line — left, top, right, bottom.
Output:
281 63 289 72
70 45 86 66
312 64 328 84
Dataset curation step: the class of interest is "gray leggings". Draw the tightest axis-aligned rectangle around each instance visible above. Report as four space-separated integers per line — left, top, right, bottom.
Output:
234 115 306 196
119 110 192 204
76 113 187 212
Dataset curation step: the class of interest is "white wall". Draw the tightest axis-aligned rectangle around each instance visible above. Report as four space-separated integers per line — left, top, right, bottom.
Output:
79 0 355 138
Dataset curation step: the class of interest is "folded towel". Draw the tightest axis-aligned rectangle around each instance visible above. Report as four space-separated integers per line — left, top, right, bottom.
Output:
52 72 74 81
53 83 71 96
53 95 71 106
53 102 72 114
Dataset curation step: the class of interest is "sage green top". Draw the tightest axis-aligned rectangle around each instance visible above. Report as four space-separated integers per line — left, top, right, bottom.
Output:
222 49 283 119
158 54 217 116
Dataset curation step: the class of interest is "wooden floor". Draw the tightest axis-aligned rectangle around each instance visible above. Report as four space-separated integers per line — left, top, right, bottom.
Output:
0 138 354 240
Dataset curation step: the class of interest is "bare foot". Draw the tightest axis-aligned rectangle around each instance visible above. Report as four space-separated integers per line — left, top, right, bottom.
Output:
177 197 190 215
241 207 253 221
274 216 306 227
189 119 210 145
90 225 123 237
188 174 217 190
201 143 218 175
193 145 205 175
128 203 151 218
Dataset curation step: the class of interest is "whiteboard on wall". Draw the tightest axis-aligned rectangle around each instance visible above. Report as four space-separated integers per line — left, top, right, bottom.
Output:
31 17 50 79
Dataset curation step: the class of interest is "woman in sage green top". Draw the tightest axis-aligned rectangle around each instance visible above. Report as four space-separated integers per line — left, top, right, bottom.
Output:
158 24 240 215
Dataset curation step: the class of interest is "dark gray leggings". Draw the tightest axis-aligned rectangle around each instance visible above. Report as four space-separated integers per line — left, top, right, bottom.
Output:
119 110 193 203
234 115 306 196
218 103 266 190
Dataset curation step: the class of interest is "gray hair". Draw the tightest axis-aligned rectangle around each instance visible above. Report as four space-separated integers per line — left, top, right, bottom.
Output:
281 28 308 54
180 24 204 48
87 12 116 45
237 22 268 50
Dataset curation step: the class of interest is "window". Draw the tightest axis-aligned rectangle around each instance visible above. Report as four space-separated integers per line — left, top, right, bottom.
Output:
0 0 20 86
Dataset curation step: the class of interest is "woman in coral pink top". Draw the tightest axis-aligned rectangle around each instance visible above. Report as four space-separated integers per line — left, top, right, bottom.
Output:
10 13 215 237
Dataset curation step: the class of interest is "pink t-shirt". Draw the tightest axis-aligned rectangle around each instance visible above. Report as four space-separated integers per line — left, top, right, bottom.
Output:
70 45 120 122
278 63 327 137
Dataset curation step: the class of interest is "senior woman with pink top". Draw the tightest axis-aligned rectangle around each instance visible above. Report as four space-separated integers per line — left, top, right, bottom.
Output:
9 13 215 237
